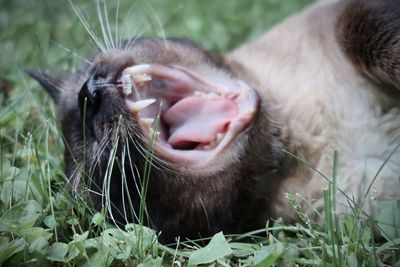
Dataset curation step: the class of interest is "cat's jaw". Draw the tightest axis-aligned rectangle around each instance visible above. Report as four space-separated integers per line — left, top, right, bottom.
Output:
118 64 259 167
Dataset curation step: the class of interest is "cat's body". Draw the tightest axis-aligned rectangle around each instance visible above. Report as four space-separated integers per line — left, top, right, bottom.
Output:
228 0 400 224
30 0 400 243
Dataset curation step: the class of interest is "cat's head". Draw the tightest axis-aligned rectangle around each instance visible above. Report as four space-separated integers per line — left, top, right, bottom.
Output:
29 37 283 242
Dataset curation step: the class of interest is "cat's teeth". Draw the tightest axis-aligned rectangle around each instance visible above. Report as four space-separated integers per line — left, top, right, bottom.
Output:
133 73 152 83
139 117 155 128
126 99 156 113
207 92 220 99
194 91 207 97
124 64 151 74
121 74 132 96
194 91 221 99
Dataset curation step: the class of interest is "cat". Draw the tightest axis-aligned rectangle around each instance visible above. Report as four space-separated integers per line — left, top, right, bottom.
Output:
29 0 400 243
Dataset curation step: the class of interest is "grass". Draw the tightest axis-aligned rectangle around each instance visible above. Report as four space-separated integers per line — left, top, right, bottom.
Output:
1 0 400 266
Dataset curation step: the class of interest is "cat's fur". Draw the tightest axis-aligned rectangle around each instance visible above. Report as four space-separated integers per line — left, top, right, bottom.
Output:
29 0 400 243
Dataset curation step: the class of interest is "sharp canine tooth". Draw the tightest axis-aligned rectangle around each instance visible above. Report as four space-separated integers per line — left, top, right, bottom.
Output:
140 118 155 128
127 99 156 113
124 64 151 74
141 118 155 124
133 73 152 84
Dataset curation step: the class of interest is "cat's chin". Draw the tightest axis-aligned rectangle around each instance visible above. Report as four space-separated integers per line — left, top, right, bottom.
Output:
118 64 259 167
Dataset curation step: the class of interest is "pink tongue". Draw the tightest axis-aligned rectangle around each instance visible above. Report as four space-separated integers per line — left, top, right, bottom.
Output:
163 96 237 149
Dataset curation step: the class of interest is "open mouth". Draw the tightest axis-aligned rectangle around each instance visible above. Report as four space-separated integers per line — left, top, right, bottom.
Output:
117 64 258 166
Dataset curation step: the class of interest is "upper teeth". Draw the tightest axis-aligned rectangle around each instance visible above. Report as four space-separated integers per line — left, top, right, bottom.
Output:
121 74 133 96
133 73 152 83
124 64 151 74
194 91 221 99
139 117 155 129
126 98 156 113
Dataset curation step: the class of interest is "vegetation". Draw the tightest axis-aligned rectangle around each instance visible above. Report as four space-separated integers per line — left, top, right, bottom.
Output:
1 0 399 266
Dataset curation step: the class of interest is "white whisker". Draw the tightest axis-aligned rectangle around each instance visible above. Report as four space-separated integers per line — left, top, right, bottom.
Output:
51 41 93 65
115 0 120 49
69 0 106 52
143 1 166 42
95 0 112 51
101 0 115 50
125 21 154 52
130 131 172 171
124 139 141 222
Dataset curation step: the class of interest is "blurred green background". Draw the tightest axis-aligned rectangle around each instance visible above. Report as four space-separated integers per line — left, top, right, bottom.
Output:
0 0 314 82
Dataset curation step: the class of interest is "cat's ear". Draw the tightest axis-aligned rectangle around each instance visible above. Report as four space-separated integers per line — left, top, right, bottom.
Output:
26 70 62 103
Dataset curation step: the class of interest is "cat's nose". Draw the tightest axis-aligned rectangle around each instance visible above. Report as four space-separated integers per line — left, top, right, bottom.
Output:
78 80 103 113
78 76 114 114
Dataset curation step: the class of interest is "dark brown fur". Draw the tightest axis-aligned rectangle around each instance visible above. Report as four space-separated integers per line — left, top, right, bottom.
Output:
337 0 400 90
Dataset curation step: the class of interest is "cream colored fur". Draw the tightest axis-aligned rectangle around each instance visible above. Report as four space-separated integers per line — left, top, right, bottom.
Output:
227 0 400 222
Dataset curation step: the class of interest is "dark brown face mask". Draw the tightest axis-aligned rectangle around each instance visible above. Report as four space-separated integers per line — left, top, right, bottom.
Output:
28 37 284 244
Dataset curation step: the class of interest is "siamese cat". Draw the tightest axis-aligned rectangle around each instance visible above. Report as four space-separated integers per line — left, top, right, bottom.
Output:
29 0 400 243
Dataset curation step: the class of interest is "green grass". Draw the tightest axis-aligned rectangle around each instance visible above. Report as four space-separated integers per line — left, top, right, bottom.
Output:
1 0 400 266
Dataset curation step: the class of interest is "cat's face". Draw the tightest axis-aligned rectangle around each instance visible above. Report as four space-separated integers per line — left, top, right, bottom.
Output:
29 37 283 242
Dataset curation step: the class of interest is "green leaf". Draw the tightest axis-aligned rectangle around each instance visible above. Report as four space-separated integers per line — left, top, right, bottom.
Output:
377 200 400 240
125 224 158 255
0 200 42 232
19 227 53 243
91 212 105 226
67 231 89 261
0 237 26 263
66 246 80 262
188 232 232 266
28 236 48 254
230 242 257 258
83 244 114 267
67 217 79 225
102 228 132 260
253 243 284 267
84 238 99 249
138 255 163 267
47 242 68 262
0 159 21 206
43 215 57 228
346 252 357 267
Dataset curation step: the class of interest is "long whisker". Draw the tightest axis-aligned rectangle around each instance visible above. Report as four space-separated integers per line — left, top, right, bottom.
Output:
119 144 130 225
102 0 115 50
115 0 120 49
51 41 93 65
142 1 166 42
124 21 157 52
69 0 106 52
95 0 112 51
123 138 141 223
130 131 173 172
125 135 143 198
